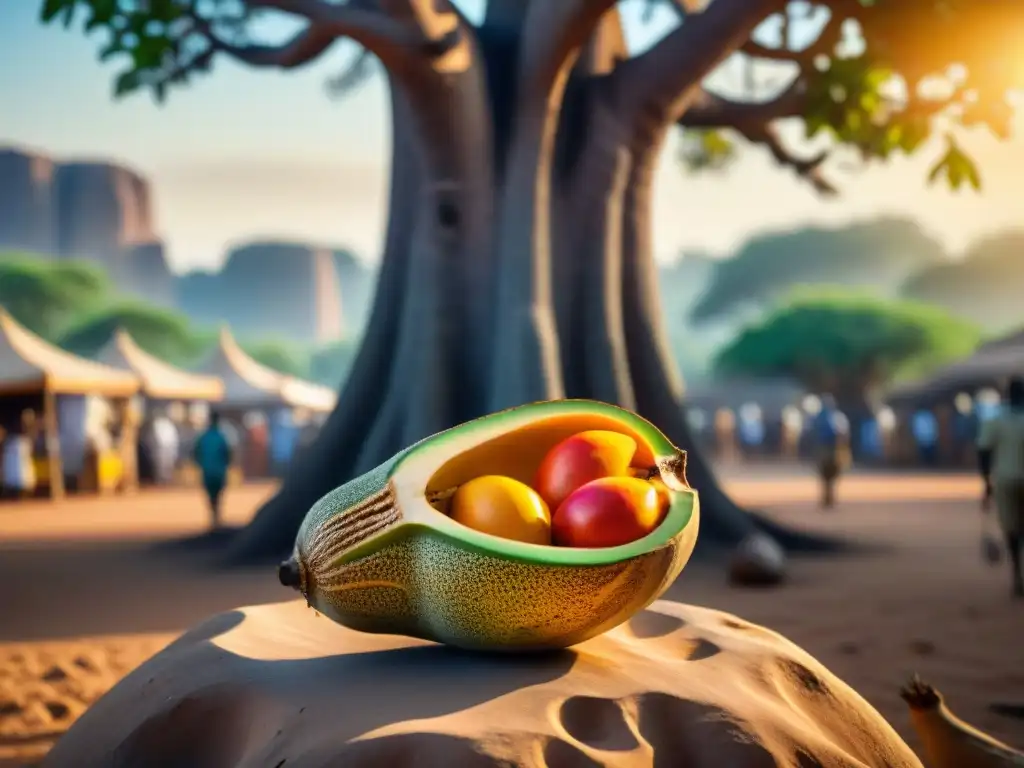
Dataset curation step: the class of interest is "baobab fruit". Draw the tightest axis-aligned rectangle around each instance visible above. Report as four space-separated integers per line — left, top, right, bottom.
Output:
449 475 551 545
534 430 638 510
279 399 697 651
552 476 668 549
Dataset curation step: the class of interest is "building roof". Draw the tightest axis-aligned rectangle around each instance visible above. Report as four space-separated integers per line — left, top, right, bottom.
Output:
197 327 337 413
886 343 1024 407
0 309 140 397
97 329 224 402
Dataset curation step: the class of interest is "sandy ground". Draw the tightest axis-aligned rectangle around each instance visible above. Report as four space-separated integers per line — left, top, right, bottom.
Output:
1 468 1022 765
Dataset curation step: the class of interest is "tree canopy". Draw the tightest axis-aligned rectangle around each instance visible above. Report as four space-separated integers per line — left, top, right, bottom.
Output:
41 0 1023 199
688 218 948 324
714 290 982 397
59 302 208 365
0 254 110 341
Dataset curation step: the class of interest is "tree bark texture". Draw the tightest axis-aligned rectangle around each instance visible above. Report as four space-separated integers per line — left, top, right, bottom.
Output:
227 0 830 562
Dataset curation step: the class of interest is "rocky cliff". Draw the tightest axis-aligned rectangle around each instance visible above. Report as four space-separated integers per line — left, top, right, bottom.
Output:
0 149 57 253
0 146 173 306
177 241 374 344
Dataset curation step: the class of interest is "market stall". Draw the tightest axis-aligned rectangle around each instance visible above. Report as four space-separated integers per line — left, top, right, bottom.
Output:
0 309 140 498
884 334 1024 466
886 341 1024 409
97 328 224 403
96 328 225 485
196 328 337 479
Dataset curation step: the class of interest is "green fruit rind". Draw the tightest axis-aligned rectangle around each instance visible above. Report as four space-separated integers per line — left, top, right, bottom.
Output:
291 399 700 650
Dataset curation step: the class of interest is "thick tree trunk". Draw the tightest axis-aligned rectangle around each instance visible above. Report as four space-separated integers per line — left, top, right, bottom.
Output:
228 47 496 559
228 2 834 563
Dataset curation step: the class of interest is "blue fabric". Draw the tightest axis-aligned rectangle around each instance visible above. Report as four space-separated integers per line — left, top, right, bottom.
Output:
194 428 231 482
860 420 882 457
738 418 764 445
911 410 938 446
270 409 299 464
814 409 839 447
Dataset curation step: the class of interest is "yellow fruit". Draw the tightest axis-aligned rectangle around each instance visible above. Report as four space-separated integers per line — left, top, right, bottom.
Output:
450 475 552 545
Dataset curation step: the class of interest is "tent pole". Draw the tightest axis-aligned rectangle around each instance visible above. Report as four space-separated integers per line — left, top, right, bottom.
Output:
43 389 65 501
118 397 139 494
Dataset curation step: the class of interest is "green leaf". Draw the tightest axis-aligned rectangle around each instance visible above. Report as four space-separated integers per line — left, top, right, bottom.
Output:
113 69 140 97
926 135 983 191
39 0 70 23
98 37 125 61
964 158 982 190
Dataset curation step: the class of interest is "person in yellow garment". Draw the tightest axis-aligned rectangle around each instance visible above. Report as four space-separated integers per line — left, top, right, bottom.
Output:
978 376 1024 598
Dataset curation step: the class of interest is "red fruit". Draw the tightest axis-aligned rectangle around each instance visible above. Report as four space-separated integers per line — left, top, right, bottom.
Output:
551 477 668 549
534 430 637 510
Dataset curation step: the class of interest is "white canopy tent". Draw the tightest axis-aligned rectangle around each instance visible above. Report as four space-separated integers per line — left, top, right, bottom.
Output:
97 328 224 403
0 310 139 397
197 327 336 413
0 309 141 498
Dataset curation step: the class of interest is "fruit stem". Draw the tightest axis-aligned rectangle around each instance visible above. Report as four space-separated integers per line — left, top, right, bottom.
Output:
426 485 459 513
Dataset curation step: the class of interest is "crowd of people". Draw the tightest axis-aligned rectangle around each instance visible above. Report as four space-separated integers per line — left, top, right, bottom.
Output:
4 378 1023 596
0 399 325 505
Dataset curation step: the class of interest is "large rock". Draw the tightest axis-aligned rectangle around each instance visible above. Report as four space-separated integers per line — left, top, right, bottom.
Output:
0 147 173 305
124 242 175 308
53 161 155 262
43 600 921 768
0 148 57 254
729 532 788 588
177 240 372 343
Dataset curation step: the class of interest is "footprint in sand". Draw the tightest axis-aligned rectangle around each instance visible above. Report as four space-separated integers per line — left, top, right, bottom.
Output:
624 611 721 663
626 612 687 639
558 696 639 752
554 692 778 767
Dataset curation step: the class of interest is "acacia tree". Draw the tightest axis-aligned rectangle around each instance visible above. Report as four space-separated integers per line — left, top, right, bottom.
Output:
44 0 1022 560
714 290 981 452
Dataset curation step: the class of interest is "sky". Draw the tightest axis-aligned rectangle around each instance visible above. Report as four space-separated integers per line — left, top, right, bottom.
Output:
1 1 1022 275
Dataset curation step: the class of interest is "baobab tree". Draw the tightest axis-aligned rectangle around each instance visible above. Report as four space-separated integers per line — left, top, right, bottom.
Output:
45 0 1022 560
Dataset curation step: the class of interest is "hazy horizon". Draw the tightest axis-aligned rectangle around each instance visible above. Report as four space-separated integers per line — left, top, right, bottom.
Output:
2 0 1022 275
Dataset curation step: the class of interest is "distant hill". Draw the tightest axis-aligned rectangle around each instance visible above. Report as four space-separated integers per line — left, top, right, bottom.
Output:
176 240 375 344
900 231 1024 333
0 145 174 307
688 218 948 324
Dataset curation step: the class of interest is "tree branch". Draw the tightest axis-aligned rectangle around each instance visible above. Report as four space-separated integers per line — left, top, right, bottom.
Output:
208 22 342 69
740 14 840 65
745 125 837 195
200 0 463 75
680 79 808 128
516 0 621 116
246 0 434 57
611 0 787 131
680 85 836 195
325 48 378 100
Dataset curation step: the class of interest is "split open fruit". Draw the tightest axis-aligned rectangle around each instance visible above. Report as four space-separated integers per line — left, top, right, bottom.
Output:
281 399 699 651
444 429 669 549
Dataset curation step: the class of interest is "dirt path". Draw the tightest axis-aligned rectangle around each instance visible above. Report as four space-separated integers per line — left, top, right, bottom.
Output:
2 472 1021 765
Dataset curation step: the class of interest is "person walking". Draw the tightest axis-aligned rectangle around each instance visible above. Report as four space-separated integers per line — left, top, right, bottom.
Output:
977 376 1024 598
192 411 233 529
912 408 940 467
811 395 850 509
